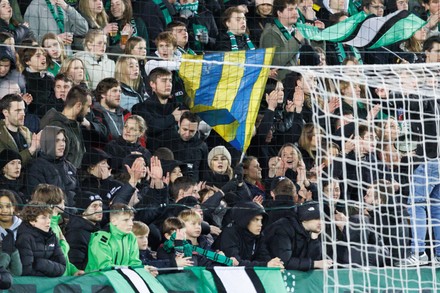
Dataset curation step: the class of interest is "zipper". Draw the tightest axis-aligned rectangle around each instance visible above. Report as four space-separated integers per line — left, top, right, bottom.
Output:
115 252 118 264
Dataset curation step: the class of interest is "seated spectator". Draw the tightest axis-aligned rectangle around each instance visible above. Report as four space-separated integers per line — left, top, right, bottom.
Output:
0 45 25 92
40 85 91 168
217 6 256 51
78 0 112 33
0 94 40 166
41 33 66 77
65 191 103 270
75 29 115 89
202 146 233 189
124 36 148 92
59 57 89 88
214 201 284 268
133 220 170 268
31 184 82 276
0 189 22 276
86 203 158 276
92 77 130 141
132 67 188 152
16 201 66 277
0 0 33 44
0 149 26 203
25 126 79 207
115 56 145 111
20 45 54 117
264 201 333 271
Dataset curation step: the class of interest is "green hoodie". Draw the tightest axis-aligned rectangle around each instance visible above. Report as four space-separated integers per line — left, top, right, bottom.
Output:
51 215 79 276
85 223 142 272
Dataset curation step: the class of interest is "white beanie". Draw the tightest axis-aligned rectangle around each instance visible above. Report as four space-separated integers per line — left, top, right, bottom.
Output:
208 146 232 166
255 0 273 6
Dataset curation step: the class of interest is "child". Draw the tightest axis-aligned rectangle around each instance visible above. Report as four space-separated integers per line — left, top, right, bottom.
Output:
86 203 158 276
133 221 170 268
15 201 66 277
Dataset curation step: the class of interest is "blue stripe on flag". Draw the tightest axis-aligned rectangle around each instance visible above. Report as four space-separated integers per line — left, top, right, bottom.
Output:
197 109 236 126
194 52 225 107
228 50 265 150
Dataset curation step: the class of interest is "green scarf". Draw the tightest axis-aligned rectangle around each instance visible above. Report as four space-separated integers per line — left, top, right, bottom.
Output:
227 31 255 51
178 46 196 55
164 232 233 266
45 0 64 33
335 43 363 64
174 1 199 13
274 18 293 41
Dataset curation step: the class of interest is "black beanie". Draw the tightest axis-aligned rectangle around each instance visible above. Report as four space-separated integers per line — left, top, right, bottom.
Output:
81 148 111 170
75 190 103 213
0 149 21 171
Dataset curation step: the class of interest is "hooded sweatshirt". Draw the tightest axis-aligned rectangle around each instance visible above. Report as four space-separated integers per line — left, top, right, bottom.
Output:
0 46 25 91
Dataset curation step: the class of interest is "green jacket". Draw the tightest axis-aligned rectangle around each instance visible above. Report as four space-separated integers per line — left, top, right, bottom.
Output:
85 223 142 272
0 120 33 165
50 215 78 276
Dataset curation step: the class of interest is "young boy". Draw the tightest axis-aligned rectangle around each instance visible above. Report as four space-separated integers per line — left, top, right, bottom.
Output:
133 221 170 268
86 203 157 277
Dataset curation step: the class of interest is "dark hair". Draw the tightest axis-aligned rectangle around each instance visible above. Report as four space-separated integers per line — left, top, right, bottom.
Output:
272 177 295 196
162 217 185 235
31 184 65 205
273 0 297 17
170 176 196 199
154 31 177 47
20 46 45 69
65 85 90 108
221 6 244 28
153 147 174 160
20 201 53 223
109 0 133 24
179 111 200 124
109 203 135 218
0 189 18 207
148 67 172 84
423 36 440 52
54 73 74 84
0 94 23 112
0 32 14 44
362 0 384 9
94 78 120 103
166 20 188 31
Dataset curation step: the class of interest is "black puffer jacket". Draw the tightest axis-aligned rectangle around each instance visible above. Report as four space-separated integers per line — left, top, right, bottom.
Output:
15 222 66 277
64 215 101 270
263 216 322 271
215 202 271 267
104 136 151 171
0 19 34 44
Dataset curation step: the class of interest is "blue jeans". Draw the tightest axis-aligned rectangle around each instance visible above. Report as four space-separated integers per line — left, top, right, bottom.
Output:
408 160 440 256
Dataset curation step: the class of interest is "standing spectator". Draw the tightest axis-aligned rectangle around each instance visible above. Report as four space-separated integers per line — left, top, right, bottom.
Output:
114 56 145 111
0 0 34 44
166 20 196 55
247 0 273 47
124 36 148 92
0 94 40 165
41 33 66 76
0 150 26 203
217 7 255 51
40 85 91 168
16 201 66 277
0 45 25 92
92 77 130 141
74 29 115 89
58 57 89 88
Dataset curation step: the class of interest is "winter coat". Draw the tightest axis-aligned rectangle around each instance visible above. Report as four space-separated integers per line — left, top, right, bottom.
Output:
40 108 86 169
0 46 25 91
104 136 151 171
21 69 54 118
0 19 34 44
120 82 145 112
216 31 254 51
0 175 27 204
0 120 33 165
85 223 142 272
263 216 322 271
92 102 130 141
74 51 115 90
16 222 66 277
263 194 296 227
65 215 101 270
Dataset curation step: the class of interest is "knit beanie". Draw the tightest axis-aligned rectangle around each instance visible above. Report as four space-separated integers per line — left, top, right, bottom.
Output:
75 190 103 213
207 146 232 166
0 149 21 170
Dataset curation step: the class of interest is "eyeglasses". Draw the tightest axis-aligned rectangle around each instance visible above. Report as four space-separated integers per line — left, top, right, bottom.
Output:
370 5 386 9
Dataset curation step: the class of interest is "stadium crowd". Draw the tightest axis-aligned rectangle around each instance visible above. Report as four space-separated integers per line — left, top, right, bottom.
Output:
0 0 438 287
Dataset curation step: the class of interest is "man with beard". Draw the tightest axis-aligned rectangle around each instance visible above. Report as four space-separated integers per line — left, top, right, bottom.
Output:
40 85 91 168
0 94 40 165
92 78 130 142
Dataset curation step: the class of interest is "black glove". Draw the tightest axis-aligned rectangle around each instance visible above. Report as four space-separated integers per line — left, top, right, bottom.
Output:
1 230 15 255
0 266 12 290
234 163 244 184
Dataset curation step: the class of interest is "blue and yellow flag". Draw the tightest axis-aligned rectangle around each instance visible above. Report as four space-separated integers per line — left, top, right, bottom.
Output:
179 48 274 153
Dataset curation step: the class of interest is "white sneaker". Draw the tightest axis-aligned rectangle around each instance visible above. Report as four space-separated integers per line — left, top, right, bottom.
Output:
396 252 429 267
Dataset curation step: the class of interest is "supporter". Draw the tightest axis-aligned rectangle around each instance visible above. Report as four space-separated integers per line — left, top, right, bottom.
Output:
159 111 208 182
215 201 284 268
202 146 233 189
86 203 158 276
0 44 25 92
114 56 145 111
0 94 40 165
297 123 323 171
424 35 440 63
173 0 218 52
314 0 348 25
58 57 89 88
166 21 196 55
107 0 149 56
79 148 139 207
64 190 103 270
271 143 303 183
0 149 26 203
396 26 428 63
104 115 151 171
74 29 115 89
264 201 333 270
362 0 385 16
132 67 188 152
263 176 298 225
0 189 22 276
44 73 73 113
124 36 148 91
0 0 34 44
217 6 255 51
20 45 55 117
41 33 66 76
133 220 170 268
24 0 88 44
161 158 186 184
247 0 273 47
92 77 129 141
16 201 66 277
31 184 82 276
77 0 112 33
260 0 304 81
243 156 266 200
24 126 79 207
40 85 91 168
419 0 440 37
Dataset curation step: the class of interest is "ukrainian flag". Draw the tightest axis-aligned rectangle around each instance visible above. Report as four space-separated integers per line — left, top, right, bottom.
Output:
179 48 274 153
